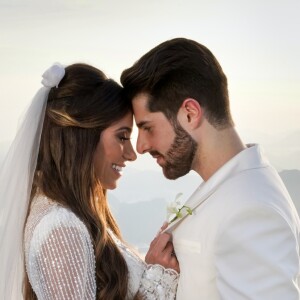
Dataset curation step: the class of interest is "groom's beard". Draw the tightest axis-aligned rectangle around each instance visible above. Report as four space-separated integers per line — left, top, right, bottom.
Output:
163 122 197 180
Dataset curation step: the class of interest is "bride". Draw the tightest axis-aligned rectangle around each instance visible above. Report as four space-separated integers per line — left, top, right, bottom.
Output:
0 63 179 299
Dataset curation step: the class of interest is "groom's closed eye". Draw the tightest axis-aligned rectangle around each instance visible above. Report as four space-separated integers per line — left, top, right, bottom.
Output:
136 121 152 130
143 126 152 132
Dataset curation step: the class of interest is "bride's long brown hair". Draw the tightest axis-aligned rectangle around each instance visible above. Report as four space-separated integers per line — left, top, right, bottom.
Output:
23 63 135 299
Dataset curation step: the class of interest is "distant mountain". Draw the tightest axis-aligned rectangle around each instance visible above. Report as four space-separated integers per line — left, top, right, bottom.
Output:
109 194 167 252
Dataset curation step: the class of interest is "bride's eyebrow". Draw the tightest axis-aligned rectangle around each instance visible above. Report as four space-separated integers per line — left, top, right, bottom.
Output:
115 127 132 133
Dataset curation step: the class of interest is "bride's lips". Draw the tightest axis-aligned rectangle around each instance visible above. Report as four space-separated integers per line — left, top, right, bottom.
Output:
112 163 124 175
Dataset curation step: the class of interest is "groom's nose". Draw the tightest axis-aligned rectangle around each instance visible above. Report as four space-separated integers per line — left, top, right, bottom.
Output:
136 132 150 154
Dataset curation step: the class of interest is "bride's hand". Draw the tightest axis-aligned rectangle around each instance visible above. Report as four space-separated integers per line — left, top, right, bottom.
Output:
145 232 180 273
155 221 168 236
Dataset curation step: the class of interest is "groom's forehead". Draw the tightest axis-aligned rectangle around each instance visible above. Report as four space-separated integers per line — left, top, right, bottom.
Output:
132 92 151 107
132 93 151 116
132 93 171 128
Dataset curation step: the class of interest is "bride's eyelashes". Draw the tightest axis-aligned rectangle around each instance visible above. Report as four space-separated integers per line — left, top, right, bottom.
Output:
117 134 131 143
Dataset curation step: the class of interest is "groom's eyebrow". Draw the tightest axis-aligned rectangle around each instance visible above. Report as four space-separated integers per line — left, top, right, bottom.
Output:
136 121 149 128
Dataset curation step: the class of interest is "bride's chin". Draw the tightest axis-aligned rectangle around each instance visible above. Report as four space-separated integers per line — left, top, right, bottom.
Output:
104 182 118 190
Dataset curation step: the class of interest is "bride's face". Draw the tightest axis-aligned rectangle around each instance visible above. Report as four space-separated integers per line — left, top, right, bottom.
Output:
93 112 137 190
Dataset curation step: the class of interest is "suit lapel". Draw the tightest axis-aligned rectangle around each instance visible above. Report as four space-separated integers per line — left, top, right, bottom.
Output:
164 145 268 234
164 176 226 233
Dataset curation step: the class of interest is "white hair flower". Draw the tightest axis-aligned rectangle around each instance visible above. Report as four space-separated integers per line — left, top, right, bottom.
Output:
41 62 65 88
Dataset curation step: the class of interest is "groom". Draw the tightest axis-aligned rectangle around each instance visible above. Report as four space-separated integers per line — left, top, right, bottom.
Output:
121 38 300 299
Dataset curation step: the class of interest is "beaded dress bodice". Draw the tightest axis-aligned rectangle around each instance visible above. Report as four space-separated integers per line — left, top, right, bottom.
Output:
24 196 179 299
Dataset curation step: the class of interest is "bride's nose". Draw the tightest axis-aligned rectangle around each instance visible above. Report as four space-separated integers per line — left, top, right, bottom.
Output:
123 141 137 161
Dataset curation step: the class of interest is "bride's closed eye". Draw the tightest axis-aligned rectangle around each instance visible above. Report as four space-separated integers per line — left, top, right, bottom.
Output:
118 133 131 143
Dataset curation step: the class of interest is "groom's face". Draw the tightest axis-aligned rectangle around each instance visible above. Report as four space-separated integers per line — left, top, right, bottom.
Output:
132 93 197 179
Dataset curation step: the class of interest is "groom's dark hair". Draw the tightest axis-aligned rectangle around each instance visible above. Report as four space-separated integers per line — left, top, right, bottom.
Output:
121 37 233 129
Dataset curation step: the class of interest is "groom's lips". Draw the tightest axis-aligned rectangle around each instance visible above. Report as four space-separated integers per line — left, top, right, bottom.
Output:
156 156 164 166
152 155 164 166
150 151 164 166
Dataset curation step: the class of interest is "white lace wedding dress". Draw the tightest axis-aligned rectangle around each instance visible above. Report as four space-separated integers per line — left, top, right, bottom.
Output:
24 195 179 299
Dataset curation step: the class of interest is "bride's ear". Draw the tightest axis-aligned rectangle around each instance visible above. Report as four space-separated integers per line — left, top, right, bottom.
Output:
177 98 203 129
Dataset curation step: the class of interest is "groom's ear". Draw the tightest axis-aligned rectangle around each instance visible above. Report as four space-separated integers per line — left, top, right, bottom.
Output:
177 98 203 129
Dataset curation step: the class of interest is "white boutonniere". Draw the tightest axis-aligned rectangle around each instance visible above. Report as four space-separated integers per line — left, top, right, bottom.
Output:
167 193 193 224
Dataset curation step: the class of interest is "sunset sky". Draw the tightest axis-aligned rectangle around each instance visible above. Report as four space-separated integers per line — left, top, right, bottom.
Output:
1 0 299 171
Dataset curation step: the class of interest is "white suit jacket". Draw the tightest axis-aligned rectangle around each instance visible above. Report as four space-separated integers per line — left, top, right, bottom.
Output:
167 144 300 299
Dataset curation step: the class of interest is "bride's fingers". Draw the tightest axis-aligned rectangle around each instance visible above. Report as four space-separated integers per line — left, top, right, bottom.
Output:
156 241 180 273
155 221 169 237
153 233 171 253
148 233 170 254
145 233 170 263
169 255 180 273
161 221 169 231
165 242 180 272
163 241 174 255
145 232 181 273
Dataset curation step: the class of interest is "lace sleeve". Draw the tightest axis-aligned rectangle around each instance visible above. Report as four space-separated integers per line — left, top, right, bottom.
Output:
139 264 179 299
26 208 96 299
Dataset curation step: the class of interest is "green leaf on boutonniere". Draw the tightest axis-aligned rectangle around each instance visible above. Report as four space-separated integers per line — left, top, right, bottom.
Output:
167 193 193 224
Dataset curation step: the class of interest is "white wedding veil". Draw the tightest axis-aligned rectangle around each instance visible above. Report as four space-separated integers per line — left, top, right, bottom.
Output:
0 63 65 299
